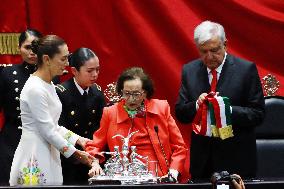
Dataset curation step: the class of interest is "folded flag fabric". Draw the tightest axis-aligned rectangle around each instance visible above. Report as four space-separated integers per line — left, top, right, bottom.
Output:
192 94 234 140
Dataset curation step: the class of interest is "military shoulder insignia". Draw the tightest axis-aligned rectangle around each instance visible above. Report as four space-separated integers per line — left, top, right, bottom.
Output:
55 84 66 93
94 83 102 91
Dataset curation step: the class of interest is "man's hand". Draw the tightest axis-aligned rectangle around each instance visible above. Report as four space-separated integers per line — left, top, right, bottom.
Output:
197 92 220 106
231 174 245 189
197 93 208 106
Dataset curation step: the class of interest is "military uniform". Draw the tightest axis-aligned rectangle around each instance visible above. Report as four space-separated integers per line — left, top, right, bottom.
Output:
0 62 37 185
56 78 105 185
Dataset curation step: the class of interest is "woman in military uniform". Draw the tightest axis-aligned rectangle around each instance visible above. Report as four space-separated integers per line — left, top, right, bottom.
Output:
56 47 105 184
0 29 42 185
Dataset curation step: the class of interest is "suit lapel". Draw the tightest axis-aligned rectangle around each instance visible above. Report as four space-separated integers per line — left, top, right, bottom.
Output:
198 63 211 94
67 79 88 110
68 79 83 99
217 54 235 94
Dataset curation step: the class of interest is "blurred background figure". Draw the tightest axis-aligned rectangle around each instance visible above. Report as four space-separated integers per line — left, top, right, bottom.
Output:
231 174 245 189
211 172 245 189
56 47 105 184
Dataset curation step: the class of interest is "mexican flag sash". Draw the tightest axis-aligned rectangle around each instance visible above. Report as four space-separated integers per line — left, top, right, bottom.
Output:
192 94 234 140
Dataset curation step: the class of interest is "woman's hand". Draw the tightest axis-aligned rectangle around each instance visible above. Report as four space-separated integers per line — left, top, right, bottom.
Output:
72 150 94 167
159 173 177 183
76 137 92 150
88 159 104 177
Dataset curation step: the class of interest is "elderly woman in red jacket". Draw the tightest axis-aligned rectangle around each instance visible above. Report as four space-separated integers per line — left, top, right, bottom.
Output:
86 67 187 182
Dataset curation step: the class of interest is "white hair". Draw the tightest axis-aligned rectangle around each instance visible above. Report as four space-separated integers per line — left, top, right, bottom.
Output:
194 21 226 45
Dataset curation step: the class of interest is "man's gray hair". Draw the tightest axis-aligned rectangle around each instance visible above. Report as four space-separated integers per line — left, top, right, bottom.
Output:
194 21 226 45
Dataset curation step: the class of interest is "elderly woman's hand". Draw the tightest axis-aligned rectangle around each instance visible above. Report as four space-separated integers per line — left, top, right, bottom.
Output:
76 137 92 150
72 150 94 167
159 171 178 183
88 158 104 177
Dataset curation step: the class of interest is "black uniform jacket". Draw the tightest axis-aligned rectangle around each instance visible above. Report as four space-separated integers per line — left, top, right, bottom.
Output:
56 78 105 184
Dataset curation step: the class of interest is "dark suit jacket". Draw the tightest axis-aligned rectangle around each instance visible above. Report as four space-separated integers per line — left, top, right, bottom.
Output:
56 78 105 184
175 54 265 179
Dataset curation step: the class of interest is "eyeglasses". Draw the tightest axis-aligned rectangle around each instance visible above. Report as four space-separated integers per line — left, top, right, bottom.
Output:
122 90 144 99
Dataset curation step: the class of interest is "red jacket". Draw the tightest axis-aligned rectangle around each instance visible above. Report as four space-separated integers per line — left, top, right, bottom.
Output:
86 99 187 177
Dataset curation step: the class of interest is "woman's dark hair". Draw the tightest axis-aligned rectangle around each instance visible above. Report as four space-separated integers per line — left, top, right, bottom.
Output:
116 67 154 99
31 35 66 67
69 47 97 71
19 29 42 47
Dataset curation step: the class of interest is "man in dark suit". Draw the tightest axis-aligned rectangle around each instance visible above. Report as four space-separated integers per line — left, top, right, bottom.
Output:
175 21 265 180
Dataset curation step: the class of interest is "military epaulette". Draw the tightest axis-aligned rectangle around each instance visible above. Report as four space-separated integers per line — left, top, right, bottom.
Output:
55 84 66 93
94 83 102 91
0 64 13 68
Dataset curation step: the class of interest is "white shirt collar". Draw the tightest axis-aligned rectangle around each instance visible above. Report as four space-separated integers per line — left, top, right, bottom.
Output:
73 78 89 95
207 52 227 74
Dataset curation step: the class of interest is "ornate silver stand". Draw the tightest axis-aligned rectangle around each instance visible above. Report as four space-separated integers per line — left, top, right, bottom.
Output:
89 131 158 185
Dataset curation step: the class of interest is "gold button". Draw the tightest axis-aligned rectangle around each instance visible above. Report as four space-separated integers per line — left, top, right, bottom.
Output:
17 115 21 119
92 110 96 114
84 131 88 134
16 107 20 110
75 124 79 127
15 97 19 101
88 122 92 126
70 111 75 115
13 71 17 75
15 88 19 92
14 80 18 83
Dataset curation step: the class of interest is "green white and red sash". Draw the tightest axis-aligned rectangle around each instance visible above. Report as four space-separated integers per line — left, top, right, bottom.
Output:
192 94 234 140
